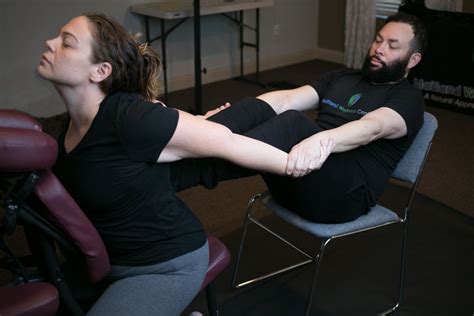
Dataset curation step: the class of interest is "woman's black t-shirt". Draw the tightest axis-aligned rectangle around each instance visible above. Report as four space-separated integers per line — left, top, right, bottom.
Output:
54 92 206 266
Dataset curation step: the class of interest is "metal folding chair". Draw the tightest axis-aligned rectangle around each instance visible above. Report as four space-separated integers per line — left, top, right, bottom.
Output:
231 112 438 315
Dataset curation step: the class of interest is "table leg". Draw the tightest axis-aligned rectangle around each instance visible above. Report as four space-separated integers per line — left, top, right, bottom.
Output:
239 11 244 78
161 19 169 103
193 0 203 114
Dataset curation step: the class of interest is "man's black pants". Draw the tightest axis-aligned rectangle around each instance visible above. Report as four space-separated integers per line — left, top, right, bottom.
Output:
171 97 373 223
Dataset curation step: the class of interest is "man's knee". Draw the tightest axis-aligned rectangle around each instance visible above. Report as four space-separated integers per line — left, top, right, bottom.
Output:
279 109 308 120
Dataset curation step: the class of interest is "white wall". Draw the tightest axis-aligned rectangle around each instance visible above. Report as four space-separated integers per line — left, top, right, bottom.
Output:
0 0 318 117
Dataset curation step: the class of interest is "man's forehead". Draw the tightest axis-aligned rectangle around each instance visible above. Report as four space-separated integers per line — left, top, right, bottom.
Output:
379 22 414 43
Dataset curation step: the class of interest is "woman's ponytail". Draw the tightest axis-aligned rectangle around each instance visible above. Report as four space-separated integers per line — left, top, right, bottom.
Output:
138 42 162 101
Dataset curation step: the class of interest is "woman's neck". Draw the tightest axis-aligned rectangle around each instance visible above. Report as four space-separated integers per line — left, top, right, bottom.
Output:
55 84 106 152
56 84 105 131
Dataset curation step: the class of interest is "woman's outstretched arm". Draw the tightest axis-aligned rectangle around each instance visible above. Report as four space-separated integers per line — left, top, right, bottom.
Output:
158 110 291 175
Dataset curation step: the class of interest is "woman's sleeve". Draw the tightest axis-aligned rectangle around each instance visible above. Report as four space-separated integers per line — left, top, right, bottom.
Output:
118 100 179 162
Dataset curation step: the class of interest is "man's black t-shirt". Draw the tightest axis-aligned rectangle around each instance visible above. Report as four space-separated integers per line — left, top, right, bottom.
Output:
54 93 206 266
310 69 424 199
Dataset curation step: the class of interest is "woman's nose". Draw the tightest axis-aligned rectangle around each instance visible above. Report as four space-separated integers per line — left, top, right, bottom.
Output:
45 38 56 52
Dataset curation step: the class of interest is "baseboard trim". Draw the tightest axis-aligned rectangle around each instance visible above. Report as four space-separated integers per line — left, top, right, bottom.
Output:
165 50 319 92
314 48 344 65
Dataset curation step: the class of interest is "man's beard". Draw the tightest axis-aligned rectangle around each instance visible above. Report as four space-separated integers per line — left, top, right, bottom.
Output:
362 53 410 84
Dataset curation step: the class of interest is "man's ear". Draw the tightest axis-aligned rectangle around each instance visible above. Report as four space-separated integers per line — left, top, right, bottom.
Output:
90 62 112 83
407 52 422 70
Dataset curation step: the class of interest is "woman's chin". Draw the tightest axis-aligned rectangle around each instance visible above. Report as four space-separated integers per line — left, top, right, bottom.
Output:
36 65 50 80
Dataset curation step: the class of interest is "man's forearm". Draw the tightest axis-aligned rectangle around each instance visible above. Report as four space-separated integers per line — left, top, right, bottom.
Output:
319 107 407 152
311 119 383 153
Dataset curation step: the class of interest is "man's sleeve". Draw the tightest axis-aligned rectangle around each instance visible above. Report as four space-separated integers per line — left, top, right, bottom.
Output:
118 100 179 162
385 83 425 140
308 68 349 99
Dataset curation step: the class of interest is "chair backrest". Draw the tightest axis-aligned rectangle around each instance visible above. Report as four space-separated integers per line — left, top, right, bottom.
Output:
0 110 110 283
391 112 438 184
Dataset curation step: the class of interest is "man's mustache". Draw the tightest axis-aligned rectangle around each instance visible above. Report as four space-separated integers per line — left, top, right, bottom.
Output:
370 55 387 66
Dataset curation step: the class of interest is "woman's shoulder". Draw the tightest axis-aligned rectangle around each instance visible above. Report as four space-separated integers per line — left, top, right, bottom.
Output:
103 92 178 133
102 92 173 119
103 92 142 110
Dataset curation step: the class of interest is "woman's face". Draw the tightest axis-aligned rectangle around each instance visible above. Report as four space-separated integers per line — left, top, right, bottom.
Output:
37 16 98 87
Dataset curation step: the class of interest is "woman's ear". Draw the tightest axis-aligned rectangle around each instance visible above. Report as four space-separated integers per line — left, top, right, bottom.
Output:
90 62 112 83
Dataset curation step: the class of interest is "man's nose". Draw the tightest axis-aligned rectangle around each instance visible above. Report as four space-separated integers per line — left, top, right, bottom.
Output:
374 43 385 56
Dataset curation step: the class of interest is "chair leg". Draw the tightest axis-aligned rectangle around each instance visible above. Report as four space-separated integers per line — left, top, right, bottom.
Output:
305 229 406 316
231 194 258 288
34 232 84 316
304 237 330 316
231 194 314 289
205 283 219 316
380 221 407 315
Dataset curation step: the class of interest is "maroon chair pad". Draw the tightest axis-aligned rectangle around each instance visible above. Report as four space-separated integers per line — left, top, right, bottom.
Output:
0 109 56 172
0 109 42 131
200 235 231 291
0 282 59 316
34 171 110 283
0 127 57 172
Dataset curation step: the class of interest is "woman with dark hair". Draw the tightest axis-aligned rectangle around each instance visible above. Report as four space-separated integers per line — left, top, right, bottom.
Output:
37 12 329 315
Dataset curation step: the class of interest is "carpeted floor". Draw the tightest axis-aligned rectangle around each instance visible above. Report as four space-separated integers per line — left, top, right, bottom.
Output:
183 183 474 316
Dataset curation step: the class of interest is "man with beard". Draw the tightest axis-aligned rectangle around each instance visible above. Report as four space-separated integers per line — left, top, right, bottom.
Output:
197 11 428 223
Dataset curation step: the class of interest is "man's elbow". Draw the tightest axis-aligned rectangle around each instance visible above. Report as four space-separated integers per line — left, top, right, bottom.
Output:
360 120 384 144
384 126 407 139
369 123 406 141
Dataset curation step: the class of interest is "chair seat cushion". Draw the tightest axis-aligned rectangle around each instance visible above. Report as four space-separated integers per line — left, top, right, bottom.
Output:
260 192 401 238
0 282 59 316
200 236 231 291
